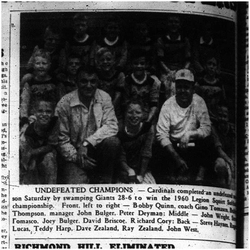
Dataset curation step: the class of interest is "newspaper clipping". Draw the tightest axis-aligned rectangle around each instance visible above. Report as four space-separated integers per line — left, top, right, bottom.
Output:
1 1 243 249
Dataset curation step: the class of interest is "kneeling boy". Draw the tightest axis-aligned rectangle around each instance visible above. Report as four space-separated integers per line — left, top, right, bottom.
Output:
20 99 58 184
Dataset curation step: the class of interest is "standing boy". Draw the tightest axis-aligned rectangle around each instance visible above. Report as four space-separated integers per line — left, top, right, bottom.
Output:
91 17 128 71
95 47 125 125
65 13 94 68
195 56 226 123
122 49 160 125
156 15 191 101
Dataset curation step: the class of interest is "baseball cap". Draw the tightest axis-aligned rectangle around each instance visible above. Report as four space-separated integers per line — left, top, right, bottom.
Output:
175 69 194 82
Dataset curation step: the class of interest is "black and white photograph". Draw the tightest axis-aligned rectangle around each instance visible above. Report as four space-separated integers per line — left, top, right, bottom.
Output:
1 1 248 249
19 10 236 188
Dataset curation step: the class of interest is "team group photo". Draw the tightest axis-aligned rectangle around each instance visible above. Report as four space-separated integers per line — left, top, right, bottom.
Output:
19 11 236 188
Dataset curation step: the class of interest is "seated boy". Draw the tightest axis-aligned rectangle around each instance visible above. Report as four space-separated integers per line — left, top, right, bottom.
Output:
155 69 211 184
20 98 58 184
211 104 235 188
118 101 156 184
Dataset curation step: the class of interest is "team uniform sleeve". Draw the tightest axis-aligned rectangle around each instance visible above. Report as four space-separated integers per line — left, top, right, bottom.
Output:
150 77 160 107
115 72 126 91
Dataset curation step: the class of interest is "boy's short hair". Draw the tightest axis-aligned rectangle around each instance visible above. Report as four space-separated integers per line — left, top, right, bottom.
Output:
67 53 81 62
77 66 97 80
44 25 61 39
125 99 145 113
31 49 51 66
34 97 56 111
205 54 218 63
96 47 114 61
130 48 148 62
73 13 87 23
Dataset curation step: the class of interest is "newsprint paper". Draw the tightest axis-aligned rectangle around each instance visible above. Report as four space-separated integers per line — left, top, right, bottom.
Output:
1 1 248 249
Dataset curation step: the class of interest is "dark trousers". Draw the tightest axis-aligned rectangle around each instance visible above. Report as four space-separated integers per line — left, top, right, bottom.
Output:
61 136 121 184
20 150 57 185
151 137 216 184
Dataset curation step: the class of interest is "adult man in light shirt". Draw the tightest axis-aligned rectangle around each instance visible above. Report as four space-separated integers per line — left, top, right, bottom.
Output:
56 67 120 184
156 69 211 183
